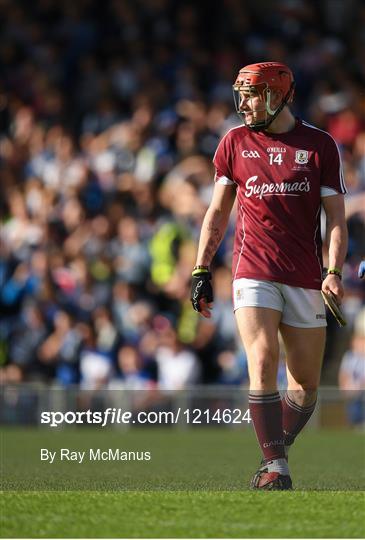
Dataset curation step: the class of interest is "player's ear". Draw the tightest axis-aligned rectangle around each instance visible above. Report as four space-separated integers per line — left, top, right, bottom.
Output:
271 89 283 108
287 88 294 104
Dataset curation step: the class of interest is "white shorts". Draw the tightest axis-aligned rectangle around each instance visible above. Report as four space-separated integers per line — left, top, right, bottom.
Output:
233 278 327 328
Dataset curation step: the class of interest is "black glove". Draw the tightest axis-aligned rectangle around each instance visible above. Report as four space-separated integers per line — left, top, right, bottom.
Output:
190 270 213 312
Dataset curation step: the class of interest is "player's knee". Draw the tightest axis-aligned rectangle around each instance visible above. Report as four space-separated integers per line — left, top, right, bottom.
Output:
287 385 318 406
251 353 277 388
290 381 319 393
252 342 277 363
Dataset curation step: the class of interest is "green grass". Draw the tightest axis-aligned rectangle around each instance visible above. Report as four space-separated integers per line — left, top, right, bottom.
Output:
2 491 364 538
1 428 364 537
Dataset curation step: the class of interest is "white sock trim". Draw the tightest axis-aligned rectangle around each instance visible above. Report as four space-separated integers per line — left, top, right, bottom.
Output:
267 458 290 476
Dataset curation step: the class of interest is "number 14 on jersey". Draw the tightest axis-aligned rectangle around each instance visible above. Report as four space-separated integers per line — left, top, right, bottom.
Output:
269 153 283 165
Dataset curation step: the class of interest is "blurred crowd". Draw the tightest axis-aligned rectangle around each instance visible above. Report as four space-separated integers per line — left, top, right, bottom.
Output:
1 0 364 391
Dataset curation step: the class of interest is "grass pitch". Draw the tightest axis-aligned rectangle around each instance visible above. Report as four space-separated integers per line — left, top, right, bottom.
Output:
3 490 364 538
1 427 364 538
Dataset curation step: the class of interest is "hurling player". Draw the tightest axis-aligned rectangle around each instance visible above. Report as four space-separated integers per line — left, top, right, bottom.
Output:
191 62 348 489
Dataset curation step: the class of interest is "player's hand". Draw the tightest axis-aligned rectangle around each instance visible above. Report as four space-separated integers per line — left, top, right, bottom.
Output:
322 273 344 304
358 261 365 279
191 270 213 318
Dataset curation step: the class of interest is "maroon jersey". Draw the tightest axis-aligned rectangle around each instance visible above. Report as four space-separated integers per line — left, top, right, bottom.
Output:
213 119 347 289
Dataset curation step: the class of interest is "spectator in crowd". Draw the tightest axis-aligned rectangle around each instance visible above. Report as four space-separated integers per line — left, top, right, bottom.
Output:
109 344 157 390
339 308 365 426
0 0 364 389
153 316 200 390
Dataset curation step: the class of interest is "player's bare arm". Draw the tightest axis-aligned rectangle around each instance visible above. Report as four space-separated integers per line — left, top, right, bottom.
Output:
191 182 236 318
321 194 348 302
196 182 236 267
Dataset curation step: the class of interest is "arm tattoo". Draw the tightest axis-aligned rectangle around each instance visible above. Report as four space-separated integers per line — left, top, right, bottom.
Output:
201 211 223 264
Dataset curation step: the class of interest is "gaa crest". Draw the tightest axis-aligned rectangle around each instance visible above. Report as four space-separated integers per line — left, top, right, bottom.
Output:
295 150 309 164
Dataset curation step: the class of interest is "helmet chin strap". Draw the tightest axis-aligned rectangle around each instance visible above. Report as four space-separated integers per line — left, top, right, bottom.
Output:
245 82 295 132
265 89 279 116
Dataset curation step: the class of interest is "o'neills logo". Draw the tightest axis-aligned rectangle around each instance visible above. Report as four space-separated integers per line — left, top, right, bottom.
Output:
244 175 311 199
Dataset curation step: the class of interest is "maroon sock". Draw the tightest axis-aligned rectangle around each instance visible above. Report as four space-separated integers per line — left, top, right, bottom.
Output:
282 392 317 446
249 392 286 460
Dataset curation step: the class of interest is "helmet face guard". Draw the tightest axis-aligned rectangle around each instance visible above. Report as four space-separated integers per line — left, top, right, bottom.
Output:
232 62 295 131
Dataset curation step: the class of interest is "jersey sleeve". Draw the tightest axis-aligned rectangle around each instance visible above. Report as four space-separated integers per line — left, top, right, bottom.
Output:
213 131 235 185
320 135 347 197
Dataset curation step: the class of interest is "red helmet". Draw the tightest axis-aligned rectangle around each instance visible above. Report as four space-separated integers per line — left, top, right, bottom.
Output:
233 62 295 130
